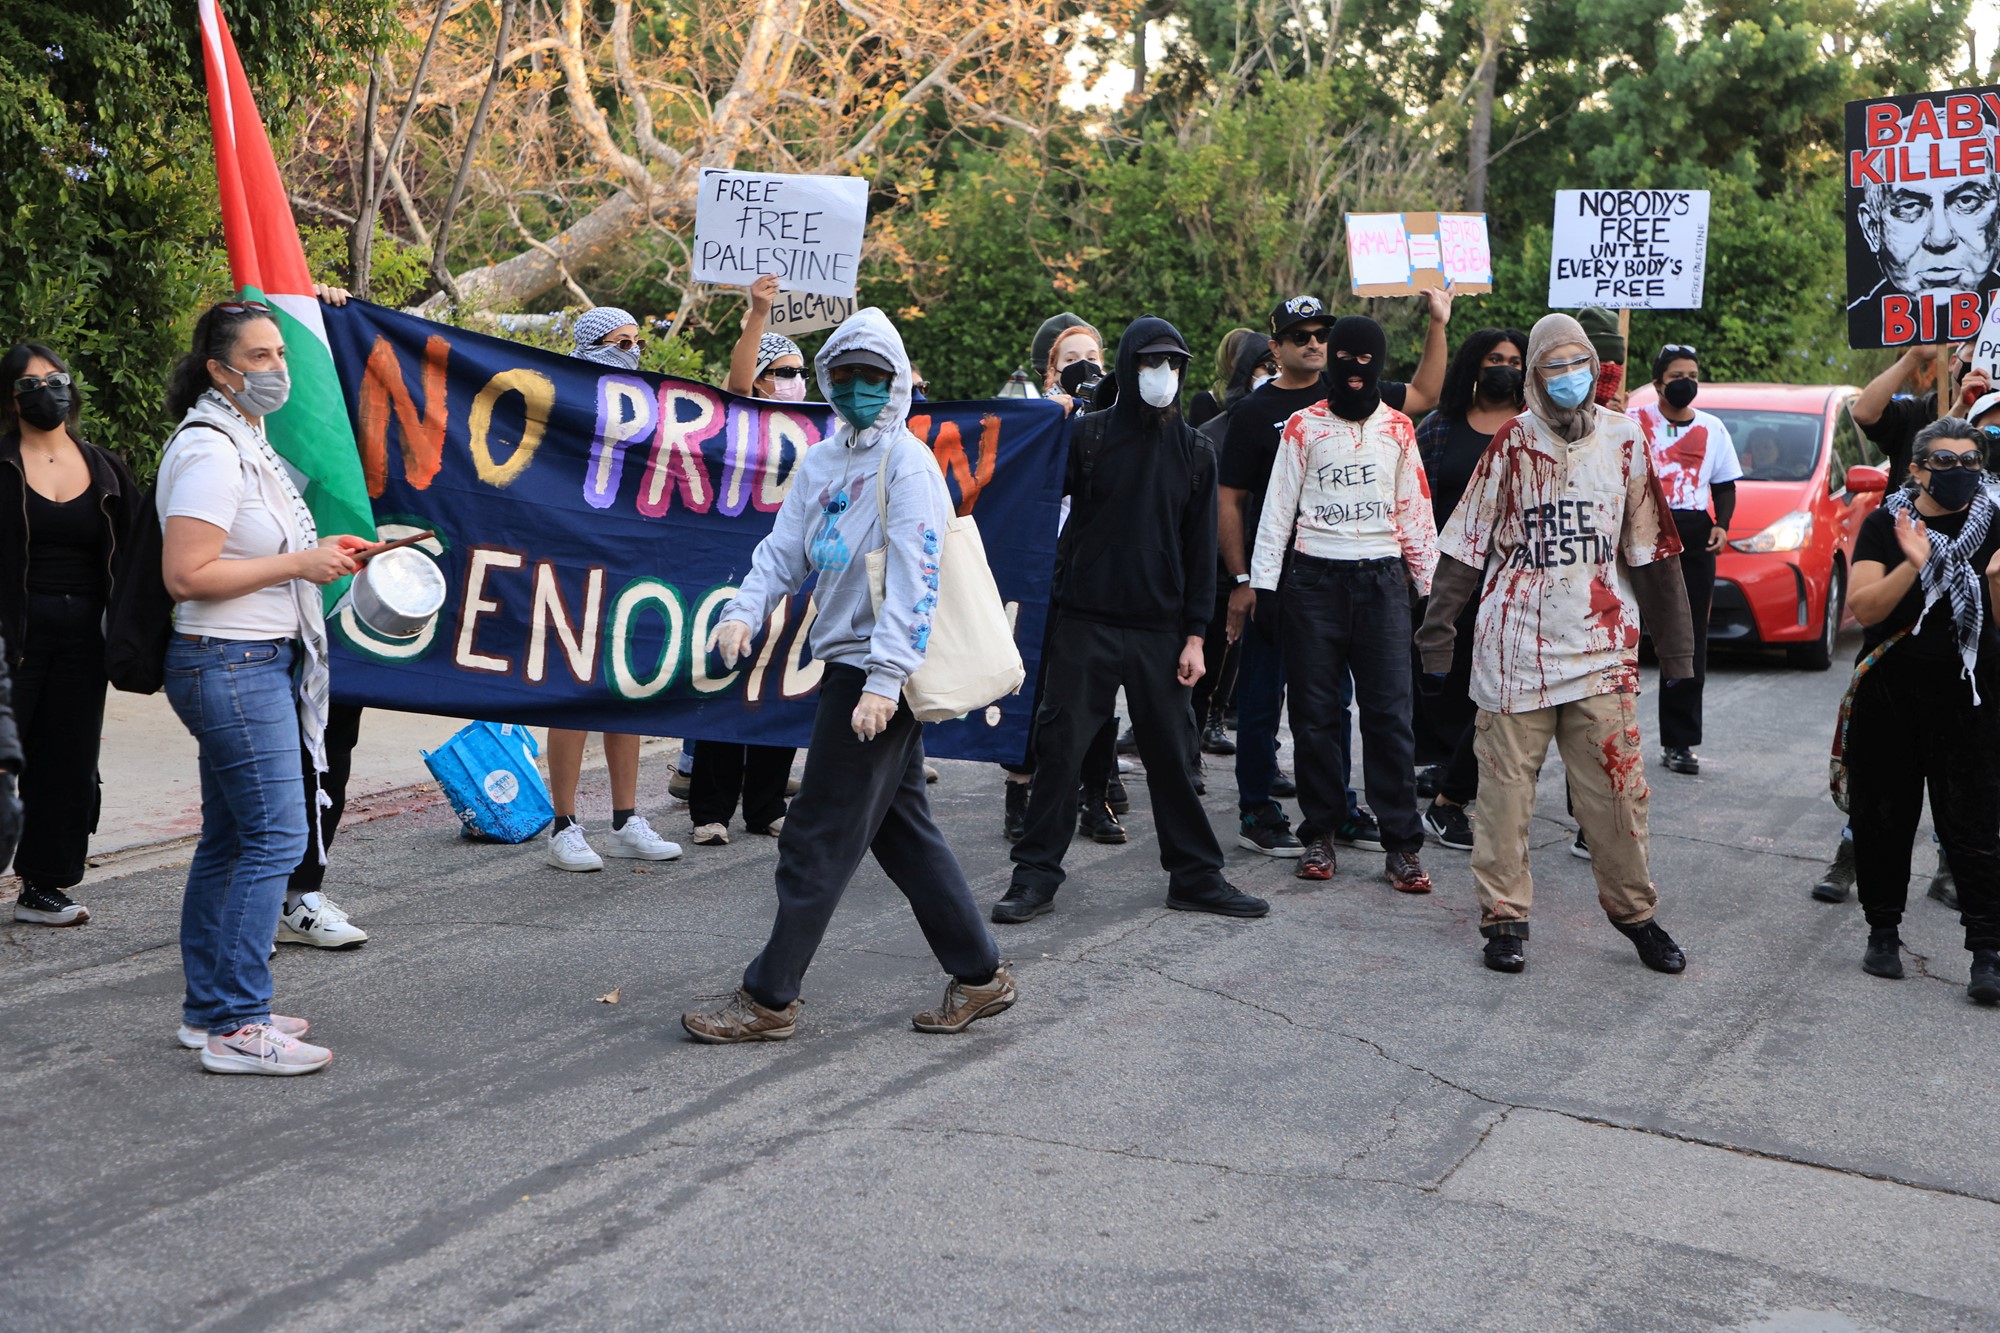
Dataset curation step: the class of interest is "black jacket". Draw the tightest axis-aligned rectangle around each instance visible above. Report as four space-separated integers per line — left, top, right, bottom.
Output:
1052 316 1218 638
0 430 144 664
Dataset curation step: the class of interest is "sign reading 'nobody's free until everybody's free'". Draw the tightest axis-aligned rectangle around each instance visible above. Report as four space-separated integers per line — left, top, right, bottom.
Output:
693 169 869 298
1547 189 1710 309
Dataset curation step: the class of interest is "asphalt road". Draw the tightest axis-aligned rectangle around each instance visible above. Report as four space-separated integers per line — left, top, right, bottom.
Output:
4 638 1997 1331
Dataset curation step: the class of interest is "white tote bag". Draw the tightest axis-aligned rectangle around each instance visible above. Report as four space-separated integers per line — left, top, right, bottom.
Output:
866 433 1026 723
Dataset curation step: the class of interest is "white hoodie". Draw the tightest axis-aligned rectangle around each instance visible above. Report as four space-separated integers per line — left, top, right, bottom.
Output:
722 308 952 700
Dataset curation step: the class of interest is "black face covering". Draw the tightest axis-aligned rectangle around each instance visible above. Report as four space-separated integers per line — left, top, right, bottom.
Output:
1927 464 1982 511
1326 316 1385 421
1662 377 1699 411
15 386 70 432
1477 365 1524 405
1059 359 1103 396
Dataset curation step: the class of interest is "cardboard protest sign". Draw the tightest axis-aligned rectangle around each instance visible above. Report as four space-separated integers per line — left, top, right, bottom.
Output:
693 169 868 298
767 291 855 337
1345 212 1492 295
1547 189 1709 308
1844 86 2000 349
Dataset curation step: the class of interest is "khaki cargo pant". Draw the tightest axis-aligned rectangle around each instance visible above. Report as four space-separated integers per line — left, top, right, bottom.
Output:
1470 691 1660 937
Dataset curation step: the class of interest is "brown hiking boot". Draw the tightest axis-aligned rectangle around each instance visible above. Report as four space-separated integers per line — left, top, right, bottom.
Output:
1297 836 1336 881
1386 850 1433 894
913 964 1018 1033
682 988 802 1043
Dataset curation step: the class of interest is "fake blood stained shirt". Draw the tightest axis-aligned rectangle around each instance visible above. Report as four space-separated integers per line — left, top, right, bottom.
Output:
1437 410 1683 713
1629 403 1741 513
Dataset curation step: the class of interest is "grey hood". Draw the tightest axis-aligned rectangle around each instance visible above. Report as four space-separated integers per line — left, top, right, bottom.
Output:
814 307 915 455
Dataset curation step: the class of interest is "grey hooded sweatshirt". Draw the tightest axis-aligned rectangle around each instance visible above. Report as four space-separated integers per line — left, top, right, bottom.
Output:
722 307 953 701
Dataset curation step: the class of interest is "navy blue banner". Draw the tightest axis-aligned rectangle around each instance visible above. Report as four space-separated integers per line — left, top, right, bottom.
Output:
319 301 1066 763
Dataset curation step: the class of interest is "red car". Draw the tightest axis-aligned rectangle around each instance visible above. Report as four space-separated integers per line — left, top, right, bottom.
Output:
1626 382 1886 670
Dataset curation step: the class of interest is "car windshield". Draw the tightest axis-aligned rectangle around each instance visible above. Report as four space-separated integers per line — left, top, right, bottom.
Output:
1709 409 1821 482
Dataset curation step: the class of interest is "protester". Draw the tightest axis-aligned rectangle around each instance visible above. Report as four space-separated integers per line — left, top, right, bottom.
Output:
1043 323 1106 416
1250 315 1438 890
1630 343 1739 775
1418 312 1693 976
1577 307 1628 410
1189 327 1275 428
992 315 1268 924
1841 417 2000 1004
684 308 1015 1041
2 343 142 927
1413 326 1529 852
1852 341 1989 480
158 299 376 1074
544 306 684 870
681 276 805 847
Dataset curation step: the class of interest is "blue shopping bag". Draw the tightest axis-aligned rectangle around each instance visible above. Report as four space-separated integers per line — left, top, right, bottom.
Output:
422 721 555 843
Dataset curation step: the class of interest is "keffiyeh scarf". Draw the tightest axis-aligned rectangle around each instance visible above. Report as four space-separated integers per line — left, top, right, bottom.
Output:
755 332 802 380
1883 485 1996 703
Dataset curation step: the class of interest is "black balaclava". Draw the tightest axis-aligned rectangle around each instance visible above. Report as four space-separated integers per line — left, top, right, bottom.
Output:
1326 316 1385 422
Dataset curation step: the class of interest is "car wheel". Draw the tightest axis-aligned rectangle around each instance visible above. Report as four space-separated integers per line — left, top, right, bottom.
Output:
1788 565 1843 671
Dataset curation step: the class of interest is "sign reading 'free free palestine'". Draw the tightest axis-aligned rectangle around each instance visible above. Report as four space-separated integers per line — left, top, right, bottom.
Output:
692 169 869 299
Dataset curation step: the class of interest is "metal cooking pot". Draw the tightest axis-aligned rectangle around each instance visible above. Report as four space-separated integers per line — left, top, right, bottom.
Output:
349 545 446 640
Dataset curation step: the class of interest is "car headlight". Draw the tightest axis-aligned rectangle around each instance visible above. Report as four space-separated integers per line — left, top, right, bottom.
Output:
1729 510 1813 554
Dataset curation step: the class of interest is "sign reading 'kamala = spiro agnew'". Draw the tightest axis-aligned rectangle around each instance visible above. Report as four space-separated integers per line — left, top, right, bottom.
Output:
692 168 869 298
1547 189 1709 309
317 300 1068 763
1844 86 2000 349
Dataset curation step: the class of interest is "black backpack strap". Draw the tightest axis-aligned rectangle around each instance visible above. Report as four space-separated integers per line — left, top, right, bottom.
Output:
1073 410 1110 501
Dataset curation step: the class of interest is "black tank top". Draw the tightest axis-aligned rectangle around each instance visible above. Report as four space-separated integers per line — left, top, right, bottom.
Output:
25 485 107 596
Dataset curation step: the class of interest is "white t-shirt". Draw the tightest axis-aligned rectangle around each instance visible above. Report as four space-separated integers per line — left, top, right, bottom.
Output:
1437 410 1682 713
1249 400 1438 593
1630 403 1742 513
157 425 303 640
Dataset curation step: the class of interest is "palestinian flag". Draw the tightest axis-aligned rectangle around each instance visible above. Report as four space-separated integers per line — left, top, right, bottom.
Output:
198 0 376 556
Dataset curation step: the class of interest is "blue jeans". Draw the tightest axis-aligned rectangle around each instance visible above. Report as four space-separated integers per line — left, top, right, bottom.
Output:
164 636 308 1034
1234 624 1359 820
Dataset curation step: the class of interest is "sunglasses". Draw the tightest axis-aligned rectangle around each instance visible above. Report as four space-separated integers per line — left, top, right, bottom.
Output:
828 365 893 387
14 372 72 393
598 336 648 352
1279 328 1330 346
911 380 930 395
1659 343 1697 357
1922 449 1985 472
1538 354 1593 374
214 300 272 315
762 365 809 380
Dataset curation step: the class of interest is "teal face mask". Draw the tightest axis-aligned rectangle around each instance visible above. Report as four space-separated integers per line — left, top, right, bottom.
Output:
829 378 894 429
1545 368 1594 410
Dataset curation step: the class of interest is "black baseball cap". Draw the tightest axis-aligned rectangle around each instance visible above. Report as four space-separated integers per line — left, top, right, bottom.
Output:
1270 295 1329 337
1132 331 1192 359
826 347 894 373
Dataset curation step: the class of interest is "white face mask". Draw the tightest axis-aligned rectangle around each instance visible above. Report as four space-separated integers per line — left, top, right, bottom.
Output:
1138 363 1180 408
1249 371 1275 393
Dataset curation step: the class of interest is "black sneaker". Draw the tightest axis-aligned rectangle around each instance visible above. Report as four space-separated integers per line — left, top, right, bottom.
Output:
1201 719 1237 755
1570 829 1591 860
1334 809 1384 852
1237 806 1303 858
1192 773 1207 796
13 884 89 926
1969 950 2000 1006
1003 781 1029 843
1078 797 1127 845
1105 775 1131 815
1615 919 1686 974
1483 935 1525 973
1415 765 1443 800
1116 725 1139 755
1811 839 1855 903
1863 927 1904 978
1423 799 1474 851
1271 769 1297 798
1661 746 1700 775
991 884 1056 924
1166 881 1270 917
1928 847 1957 910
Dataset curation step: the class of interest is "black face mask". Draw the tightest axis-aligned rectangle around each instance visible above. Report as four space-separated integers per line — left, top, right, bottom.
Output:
15 386 70 432
1325 316 1386 421
1662 377 1699 411
1927 465 1982 510
1059 359 1103 396
1477 365 1524 404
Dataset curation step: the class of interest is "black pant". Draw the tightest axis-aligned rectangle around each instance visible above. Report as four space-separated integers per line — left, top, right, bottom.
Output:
1011 617 1227 897
1847 650 2000 953
1190 579 1238 732
690 743 793 829
1003 606 1118 786
1280 555 1422 853
11 592 106 890
742 664 997 1009
1660 509 1715 749
288 702 363 896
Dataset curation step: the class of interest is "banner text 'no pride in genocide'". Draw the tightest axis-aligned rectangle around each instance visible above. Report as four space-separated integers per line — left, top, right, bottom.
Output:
1547 189 1709 309
318 301 1067 762
1845 85 2000 349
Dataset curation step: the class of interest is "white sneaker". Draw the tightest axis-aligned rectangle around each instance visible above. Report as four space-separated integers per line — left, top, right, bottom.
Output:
276 892 369 948
201 1022 333 1076
692 822 731 846
751 817 785 837
179 1014 308 1050
547 824 605 872
605 815 682 860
